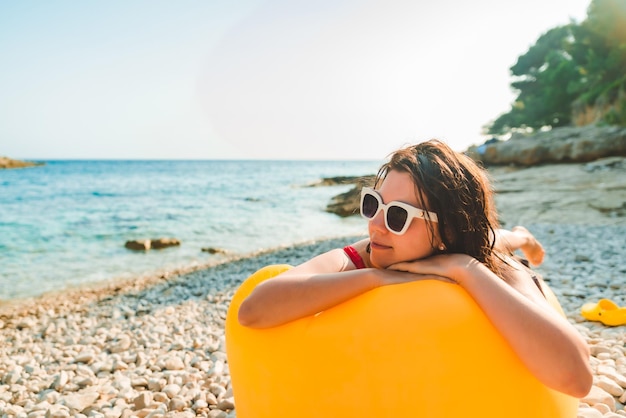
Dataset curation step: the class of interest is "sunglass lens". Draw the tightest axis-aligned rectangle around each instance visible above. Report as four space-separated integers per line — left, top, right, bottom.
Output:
387 205 409 232
362 193 379 218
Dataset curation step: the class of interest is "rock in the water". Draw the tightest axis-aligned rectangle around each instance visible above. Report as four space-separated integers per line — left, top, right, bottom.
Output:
125 238 180 251
201 247 228 255
125 240 151 251
150 238 181 249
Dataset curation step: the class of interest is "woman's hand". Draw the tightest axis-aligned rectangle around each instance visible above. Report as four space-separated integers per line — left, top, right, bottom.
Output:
387 253 478 284
376 268 456 286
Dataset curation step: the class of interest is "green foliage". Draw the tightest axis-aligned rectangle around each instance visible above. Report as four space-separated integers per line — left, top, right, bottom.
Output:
487 0 626 134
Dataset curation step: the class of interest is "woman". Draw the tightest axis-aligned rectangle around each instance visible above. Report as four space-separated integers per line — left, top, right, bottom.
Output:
238 139 592 398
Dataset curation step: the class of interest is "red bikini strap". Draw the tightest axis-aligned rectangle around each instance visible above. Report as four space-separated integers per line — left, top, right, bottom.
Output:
343 245 366 269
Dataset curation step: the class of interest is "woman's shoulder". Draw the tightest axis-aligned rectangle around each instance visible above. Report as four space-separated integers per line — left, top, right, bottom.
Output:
349 238 370 250
498 254 546 301
344 238 370 269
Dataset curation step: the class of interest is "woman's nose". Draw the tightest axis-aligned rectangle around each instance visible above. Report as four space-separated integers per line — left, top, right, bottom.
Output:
370 209 387 232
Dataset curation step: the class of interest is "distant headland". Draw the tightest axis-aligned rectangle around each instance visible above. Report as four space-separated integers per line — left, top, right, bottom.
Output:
0 156 44 169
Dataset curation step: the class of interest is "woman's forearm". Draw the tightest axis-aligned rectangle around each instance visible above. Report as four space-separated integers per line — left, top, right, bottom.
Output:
238 268 380 329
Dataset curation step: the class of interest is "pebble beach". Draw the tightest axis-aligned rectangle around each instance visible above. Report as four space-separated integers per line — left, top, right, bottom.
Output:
2 161 626 418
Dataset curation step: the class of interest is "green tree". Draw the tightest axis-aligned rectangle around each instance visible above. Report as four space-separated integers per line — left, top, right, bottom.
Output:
488 25 580 134
487 0 626 135
572 0 626 122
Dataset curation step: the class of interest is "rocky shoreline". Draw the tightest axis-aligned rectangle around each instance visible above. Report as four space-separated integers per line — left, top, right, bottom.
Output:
324 155 626 228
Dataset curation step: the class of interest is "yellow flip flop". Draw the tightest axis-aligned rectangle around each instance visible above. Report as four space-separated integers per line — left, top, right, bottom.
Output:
581 299 626 327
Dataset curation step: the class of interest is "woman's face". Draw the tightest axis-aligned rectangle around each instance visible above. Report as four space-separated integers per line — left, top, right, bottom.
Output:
367 170 440 269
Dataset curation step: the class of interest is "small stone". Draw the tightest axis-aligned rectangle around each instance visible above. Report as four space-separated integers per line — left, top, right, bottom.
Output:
4 369 22 385
74 352 96 364
136 352 148 367
168 397 187 411
208 360 224 377
52 371 69 391
38 389 61 404
192 400 208 411
148 378 165 392
209 383 226 398
153 392 169 403
577 408 604 418
591 345 612 356
206 392 218 405
44 404 71 417
59 393 99 413
114 375 132 391
164 357 185 371
216 397 235 411
16 317 35 329
90 361 106 374
131 377 149 388
108 335 132 353
592 402 611 414
135 409 153 418
112 359 129 371
597 375 624 397
162 384 181 399
4 405 25 416
133 392 152 410
75 376 98 388
146 409 166 418
581 385 616 410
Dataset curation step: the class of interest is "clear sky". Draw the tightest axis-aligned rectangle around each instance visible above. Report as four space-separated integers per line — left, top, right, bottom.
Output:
0 0 590 160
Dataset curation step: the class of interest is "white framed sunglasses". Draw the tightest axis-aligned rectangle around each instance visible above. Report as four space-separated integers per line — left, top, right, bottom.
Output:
360 187 438 235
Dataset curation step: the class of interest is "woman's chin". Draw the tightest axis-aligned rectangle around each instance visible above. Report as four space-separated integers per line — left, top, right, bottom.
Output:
368 255 389 270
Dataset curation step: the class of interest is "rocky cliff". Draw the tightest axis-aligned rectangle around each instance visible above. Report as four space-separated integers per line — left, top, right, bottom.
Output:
466 125 626 167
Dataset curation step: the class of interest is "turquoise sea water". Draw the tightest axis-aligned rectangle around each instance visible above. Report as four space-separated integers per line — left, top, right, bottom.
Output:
0 160 379 300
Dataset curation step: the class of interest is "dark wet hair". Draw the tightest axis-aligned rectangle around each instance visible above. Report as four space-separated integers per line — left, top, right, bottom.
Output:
374 139 500 271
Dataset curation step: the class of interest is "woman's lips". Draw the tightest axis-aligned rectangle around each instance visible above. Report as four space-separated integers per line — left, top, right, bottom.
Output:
370 240 392 250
